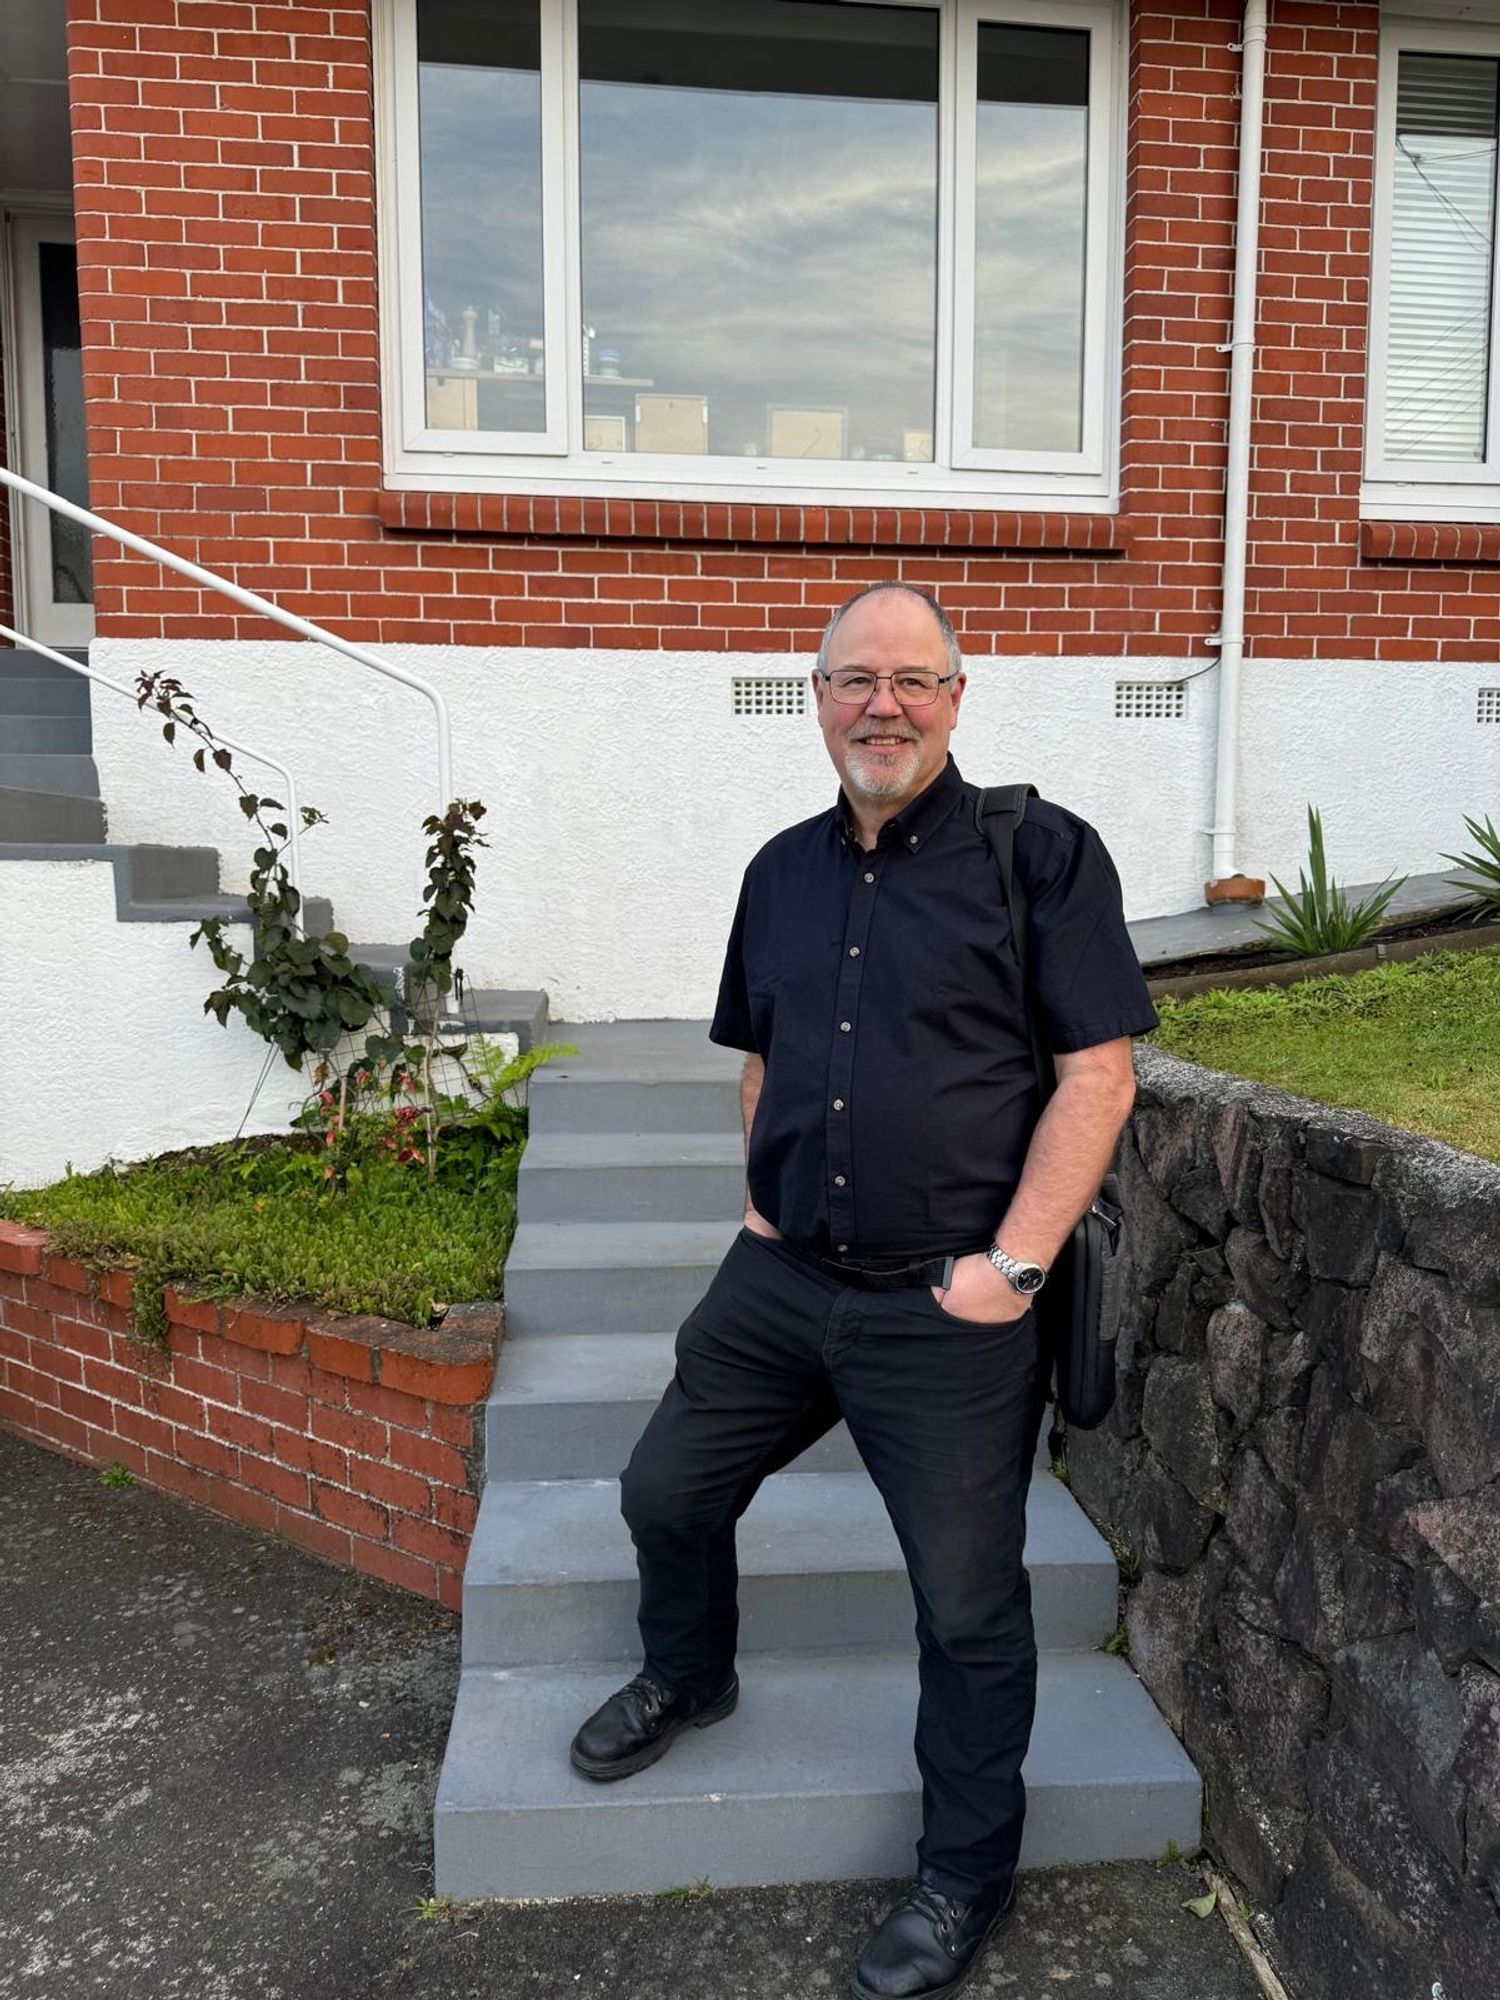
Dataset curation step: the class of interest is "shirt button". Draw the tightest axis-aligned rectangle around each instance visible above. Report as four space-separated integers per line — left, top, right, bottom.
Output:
837 1243 849 1253
833 1175 846 1187
907 834 918 847
833 1098 845 1111
840 1021 851 1033
863 872 875 884
848 946 860 958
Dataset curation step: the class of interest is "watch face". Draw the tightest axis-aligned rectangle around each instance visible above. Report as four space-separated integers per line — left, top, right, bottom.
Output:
1016 1265 1046 1294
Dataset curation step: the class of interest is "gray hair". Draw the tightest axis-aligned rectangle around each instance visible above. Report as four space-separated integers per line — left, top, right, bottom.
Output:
815 582 962 681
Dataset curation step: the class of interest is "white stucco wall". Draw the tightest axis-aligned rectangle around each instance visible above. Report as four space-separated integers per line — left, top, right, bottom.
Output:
1 860 306 1188
86 640 1498 1022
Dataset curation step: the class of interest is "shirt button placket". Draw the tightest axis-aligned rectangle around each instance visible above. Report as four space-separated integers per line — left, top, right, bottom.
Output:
827 854 878 1245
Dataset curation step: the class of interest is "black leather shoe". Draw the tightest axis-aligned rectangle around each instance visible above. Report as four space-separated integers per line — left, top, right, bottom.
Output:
851 1872 1017 2000
569 1669 738 1781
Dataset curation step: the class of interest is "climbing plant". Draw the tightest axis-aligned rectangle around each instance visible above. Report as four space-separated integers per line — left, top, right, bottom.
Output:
136 672 492 1180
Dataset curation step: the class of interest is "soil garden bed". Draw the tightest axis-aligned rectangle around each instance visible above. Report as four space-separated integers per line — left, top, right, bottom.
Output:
1145 905 1500 1001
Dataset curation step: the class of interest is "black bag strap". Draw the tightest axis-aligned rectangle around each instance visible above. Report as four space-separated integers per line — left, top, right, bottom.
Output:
974 784 1056 1113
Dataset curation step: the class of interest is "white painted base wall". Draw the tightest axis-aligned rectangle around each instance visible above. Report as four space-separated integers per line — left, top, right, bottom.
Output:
87 640 1498 1024
2 860 306 1188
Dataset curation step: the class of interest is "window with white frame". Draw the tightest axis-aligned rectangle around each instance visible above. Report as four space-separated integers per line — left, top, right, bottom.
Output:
378 0 1120 503
1367 15 1500 514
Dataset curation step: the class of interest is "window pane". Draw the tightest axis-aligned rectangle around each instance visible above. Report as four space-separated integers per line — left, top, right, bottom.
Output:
1386 51 1500 462
578 0 938 462
417 0 547 433
972 23 1089 454
38 241 91 604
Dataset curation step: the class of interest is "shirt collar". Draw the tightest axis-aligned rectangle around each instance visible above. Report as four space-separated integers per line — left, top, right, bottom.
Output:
835 755 966 854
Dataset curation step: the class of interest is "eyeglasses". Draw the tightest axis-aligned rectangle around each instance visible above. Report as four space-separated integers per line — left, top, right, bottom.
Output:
818 668 958 709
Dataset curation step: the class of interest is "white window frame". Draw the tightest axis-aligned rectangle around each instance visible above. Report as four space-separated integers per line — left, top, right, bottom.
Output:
1364 11 1500 520
375 0 1123 510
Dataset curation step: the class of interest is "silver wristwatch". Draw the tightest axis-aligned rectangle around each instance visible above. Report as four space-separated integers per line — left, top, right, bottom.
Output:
985 1242 1047 1295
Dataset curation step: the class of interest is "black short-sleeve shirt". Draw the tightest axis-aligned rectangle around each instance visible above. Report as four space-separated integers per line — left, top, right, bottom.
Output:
709 756 1158 1258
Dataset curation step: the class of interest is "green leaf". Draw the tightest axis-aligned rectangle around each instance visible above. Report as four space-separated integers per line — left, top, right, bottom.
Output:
1181 1890 1217 1919
213 748 233 771
239 794 259 818
162 721 176 745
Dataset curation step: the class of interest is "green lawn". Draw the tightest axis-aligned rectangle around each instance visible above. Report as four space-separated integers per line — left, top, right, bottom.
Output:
1146 947 1500 1166
0 1131 518 1335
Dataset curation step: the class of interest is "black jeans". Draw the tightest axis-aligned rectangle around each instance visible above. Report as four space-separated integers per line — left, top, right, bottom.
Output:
618 1226 1049 1901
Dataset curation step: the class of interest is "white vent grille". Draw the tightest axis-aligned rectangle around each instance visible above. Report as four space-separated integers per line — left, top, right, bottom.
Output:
733 676 806 718
1479 687 1500 723
1115 680 1186 720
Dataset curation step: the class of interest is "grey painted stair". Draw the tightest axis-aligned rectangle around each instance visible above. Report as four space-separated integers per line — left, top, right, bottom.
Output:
504 1219 741 1336
0 752 102 798
461 1468 1118 1668
0 646 87 679
528 1022 741 1135
518 1130 747 1222
0 786 105 841
488 1329 862 1478
436 1018 1201 1899
0 674 90 716
0 713 91 754
436 1650 1202 1900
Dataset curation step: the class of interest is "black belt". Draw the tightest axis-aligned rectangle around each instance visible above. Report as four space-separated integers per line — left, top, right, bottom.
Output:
815 1244 991 1292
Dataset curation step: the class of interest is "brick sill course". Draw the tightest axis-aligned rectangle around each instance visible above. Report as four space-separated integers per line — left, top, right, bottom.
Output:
1360 519 1500 564
376 490 1129 555
0 1219 500 1612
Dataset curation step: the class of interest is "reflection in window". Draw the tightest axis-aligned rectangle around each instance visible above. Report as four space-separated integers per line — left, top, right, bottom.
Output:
417 0 548 433
577 0 938 460
1385 51 1500 462
972 24 1089 454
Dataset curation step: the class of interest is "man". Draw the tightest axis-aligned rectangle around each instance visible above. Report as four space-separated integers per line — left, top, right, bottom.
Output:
570 582 1159 1999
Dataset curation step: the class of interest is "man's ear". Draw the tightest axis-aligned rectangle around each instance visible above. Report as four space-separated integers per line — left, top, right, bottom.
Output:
949 669 968 724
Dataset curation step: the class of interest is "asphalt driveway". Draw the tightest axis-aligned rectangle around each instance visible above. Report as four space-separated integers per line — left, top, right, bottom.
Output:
0 1430 1274 2000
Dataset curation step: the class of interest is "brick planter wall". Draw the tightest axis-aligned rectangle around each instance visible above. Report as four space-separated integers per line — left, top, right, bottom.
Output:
1069 1050 1500 2000
0 1220 499 1610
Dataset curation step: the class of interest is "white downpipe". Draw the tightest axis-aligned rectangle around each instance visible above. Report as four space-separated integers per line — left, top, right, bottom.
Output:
0 465 454 815
0 619 308 933
1209 0 1269 887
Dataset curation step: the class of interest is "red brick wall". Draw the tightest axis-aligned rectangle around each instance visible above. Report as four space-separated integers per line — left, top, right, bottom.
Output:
0 1220 494 1609
60 0 1500 662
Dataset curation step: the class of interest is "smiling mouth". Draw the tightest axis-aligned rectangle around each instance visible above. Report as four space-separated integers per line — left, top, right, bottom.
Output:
852 735 916 749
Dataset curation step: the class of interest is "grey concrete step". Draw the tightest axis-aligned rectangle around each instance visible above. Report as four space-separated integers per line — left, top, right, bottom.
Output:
486 1330 868 1477
461 1467 1116 1669
531 1021 740 1135
0 675 89 716
0 646 87 680
0 787 105 842
0 713 90 754
434 1648 1202 1899
463 987 550 1051
486 1332 1061 1484
504 1219 740 1336
0 753 101 798
518 1130 746 1224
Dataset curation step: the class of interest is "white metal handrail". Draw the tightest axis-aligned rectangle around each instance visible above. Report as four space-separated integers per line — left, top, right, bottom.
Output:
0 465 454 812
0 619 308 933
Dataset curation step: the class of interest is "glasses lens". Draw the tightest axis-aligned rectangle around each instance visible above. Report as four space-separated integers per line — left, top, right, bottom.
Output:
893 673 939 706
826 670 941 706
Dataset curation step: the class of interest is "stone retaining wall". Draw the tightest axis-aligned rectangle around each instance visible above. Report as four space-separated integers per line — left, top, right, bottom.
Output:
0 1221 500 1609
1070 1048 1500 2000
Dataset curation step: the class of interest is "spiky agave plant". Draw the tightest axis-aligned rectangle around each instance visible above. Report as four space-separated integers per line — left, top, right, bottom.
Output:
1253 806 1407 957
1441 813 1500 922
